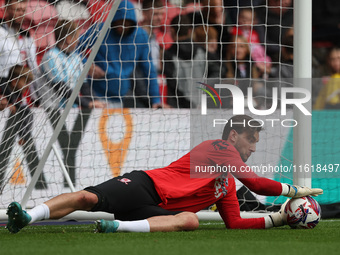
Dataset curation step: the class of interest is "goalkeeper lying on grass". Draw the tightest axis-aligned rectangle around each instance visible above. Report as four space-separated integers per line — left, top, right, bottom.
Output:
6 115 323 233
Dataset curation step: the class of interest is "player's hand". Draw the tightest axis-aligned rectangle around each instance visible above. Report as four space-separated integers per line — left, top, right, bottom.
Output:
286 185 323 198
269 198 289 227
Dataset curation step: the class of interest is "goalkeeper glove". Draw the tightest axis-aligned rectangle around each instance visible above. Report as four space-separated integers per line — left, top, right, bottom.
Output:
268 198 289 227
282 184 323 198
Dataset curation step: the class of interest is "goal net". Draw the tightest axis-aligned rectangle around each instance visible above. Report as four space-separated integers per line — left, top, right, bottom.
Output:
0 0 338 220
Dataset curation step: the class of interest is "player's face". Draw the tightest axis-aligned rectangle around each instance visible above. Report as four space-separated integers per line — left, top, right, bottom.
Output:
233 131 259 162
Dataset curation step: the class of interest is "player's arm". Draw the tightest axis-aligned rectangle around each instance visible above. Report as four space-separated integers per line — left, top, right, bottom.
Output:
233 168 323 198
216 179 289 229
216 183 270 229
221 149 323 198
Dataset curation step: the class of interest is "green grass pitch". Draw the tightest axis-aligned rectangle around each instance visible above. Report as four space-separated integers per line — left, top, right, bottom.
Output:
1 220 340 255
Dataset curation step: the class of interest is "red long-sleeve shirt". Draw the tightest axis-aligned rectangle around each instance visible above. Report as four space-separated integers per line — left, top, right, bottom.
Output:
146 139 282 229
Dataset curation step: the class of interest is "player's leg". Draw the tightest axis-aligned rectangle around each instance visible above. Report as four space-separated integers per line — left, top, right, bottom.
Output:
216 183 269 229
6 190 97 233
93 171 199 233
96 212 199 233
147 211 199 232
44 190 98 218
96 204 199 233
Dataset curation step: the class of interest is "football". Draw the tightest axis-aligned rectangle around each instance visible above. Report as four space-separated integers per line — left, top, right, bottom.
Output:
284 196 321 229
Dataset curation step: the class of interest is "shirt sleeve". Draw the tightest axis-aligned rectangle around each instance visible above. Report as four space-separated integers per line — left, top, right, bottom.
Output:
216 184 265 229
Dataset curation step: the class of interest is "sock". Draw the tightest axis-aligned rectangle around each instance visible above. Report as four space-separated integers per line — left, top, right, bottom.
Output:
115 219 150 232
28 204 50 224
264 215 274 228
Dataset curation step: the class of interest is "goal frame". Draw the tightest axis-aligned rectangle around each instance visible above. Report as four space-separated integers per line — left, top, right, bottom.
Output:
293 0 312 187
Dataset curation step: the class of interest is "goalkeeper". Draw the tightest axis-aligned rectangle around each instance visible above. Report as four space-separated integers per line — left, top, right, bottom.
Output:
6 115 323 233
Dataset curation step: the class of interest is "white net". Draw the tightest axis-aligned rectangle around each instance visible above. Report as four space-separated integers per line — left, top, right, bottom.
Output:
0 0 192 210
0 0 336 217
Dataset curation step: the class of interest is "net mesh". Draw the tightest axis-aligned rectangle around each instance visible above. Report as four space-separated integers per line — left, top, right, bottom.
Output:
0 0 335 214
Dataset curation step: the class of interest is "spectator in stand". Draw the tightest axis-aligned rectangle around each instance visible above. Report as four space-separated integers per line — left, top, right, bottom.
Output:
40 20 105 186
312 0 340 77
256 0 293 62
224 0 263 24
164 14 221 108
78 0 164 108
314 47 340 110
267 28 294 106
193 25 227 78
140 0 165 73
194 25 218 55
0 65 34 145
188 0 231 58
40 19 105 111
270 28 294 80
0 65 46 189
124 0 166 108
231 8 271 78
225 35 265 108
0 0 41 105
312 0 340 46
225 36 260 80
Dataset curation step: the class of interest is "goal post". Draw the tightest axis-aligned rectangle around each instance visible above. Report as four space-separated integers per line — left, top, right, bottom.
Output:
20 0 123 209
293 0 312 187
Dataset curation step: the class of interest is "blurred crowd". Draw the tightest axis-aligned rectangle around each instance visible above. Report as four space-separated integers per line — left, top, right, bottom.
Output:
1 0 340 110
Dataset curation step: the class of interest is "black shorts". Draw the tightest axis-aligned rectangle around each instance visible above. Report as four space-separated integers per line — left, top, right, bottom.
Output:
84 170 182 220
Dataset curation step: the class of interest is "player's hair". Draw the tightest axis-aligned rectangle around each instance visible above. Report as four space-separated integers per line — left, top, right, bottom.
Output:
222 115 262 140
8 65 33 84
142 0 164 9
54 19 78 43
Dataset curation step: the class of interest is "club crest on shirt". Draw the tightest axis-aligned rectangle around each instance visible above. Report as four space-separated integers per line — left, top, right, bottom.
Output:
117 178 131 185
212 140 229 151
214 174 228 199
